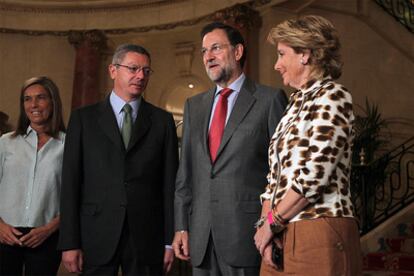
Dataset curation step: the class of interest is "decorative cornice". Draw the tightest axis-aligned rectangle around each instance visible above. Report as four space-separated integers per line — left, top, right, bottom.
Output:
0 1 263 36
0 0 185 14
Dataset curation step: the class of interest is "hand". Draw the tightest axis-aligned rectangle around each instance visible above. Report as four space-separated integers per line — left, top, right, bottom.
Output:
262 243 276 269
254 221 274 256
62 249 83 273
0 220 23 246
19 226 53 248
172 231 190 261
163 248 174 274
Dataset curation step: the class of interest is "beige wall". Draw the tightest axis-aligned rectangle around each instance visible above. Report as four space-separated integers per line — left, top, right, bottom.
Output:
0 33 75 126
0 0 413 145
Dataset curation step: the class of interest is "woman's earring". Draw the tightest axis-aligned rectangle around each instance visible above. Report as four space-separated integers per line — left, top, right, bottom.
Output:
300 58 305 65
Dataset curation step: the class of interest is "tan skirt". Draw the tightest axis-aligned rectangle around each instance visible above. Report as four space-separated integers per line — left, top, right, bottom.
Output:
260 217 362 276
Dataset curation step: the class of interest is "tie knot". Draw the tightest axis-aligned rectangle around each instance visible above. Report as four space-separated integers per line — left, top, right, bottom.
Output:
123 103 132 114
220 88 233 99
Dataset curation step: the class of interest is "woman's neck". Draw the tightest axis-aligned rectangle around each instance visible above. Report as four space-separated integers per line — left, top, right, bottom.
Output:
30 124 50 136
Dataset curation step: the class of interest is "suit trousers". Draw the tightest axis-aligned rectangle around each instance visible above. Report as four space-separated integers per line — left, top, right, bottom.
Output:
260 217 362 276
193 234 260 276
82 217 163 276
0 228 60 276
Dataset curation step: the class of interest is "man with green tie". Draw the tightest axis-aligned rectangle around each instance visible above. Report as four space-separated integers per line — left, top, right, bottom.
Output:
58 44 178 275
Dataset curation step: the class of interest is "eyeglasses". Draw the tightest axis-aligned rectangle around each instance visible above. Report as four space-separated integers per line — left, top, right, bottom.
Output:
201 43 232 57
115 64 154 76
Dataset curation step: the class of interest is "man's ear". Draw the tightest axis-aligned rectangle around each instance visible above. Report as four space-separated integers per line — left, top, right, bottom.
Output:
108 64 117 80
234 44 244 62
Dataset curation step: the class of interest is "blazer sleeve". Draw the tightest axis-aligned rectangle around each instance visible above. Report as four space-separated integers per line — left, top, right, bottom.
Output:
58 109 83 251
174 99 193 231
162 113 179 245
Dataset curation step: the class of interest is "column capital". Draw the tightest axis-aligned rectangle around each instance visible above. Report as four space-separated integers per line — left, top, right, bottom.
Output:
68 30 107 51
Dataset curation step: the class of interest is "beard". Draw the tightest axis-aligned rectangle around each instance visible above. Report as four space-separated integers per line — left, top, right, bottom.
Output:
206 64 233 85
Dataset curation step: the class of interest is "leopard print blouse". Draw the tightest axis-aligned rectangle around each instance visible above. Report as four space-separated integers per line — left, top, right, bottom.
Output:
261 78 356 222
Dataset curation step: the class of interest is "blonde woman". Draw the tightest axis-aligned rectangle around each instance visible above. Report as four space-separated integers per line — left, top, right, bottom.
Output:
254 15 362 275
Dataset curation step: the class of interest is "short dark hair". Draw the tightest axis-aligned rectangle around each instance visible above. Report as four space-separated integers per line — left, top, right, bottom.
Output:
13 76 66 138
201 22 247 68
112 44 151 64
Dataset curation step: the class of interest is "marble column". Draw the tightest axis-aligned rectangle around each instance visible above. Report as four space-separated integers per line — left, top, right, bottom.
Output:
211 4 262 77
68 30 107 109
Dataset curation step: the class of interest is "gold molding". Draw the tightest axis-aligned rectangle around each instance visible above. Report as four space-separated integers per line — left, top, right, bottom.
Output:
0 1 267 36
0 0 185 14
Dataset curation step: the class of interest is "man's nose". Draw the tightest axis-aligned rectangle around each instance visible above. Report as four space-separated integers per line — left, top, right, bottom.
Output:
135 69 145 78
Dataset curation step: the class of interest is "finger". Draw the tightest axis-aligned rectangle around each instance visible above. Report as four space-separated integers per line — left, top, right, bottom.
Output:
78 253 83 272
259 242 267 256
28 238 44 248
275 238 283 249
19 232 32 243
11 228 22 236
69 261 79 273
263 247 276 269
7 233 22 246
173 245 181 258
182 240 189 257
63 261 73 273
163 260 172 274
21 234 38 247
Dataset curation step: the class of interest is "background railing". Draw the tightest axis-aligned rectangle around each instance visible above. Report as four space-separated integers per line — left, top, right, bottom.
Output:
351 136 414 234
375 0 414 33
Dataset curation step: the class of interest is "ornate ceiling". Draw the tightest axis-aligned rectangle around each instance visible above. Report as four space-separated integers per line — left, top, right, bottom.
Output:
0 0 281 33
0 0 180 12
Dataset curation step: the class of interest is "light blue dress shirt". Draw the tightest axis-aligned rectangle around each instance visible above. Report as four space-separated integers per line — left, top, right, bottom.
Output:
208 73 246 128
0 128 65 227
109 91 141 130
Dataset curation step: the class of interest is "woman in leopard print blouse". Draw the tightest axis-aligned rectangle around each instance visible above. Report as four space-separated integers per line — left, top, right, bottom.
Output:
254 15 362 275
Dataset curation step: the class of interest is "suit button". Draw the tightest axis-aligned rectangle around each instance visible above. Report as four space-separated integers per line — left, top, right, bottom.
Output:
336 242 344 251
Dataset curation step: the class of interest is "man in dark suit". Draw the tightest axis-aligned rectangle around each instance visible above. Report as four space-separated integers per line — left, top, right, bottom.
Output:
58 44 178 275
172 22 288 275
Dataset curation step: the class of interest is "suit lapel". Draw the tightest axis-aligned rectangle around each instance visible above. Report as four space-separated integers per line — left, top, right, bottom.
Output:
97 97 124 152
215 78 256 161
127 99 152 151
200 88 216 158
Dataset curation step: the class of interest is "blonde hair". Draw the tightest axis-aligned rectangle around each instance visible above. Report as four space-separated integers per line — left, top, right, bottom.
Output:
268 15 342 80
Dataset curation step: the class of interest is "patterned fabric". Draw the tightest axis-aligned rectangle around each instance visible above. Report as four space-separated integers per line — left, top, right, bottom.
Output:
261 78 356 222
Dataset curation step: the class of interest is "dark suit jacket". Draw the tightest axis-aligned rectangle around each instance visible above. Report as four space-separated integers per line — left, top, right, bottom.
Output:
174 78 287 267
58 97 178 266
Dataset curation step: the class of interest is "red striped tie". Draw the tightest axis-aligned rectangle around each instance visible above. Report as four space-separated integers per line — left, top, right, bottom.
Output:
208 88 233 163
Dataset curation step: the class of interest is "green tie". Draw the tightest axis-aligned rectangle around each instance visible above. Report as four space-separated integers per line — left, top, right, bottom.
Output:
121 104 132 148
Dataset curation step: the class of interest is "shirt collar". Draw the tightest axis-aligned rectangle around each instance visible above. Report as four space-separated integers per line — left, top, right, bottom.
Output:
299 76 333 95
110 91 141 117
25 125 34 137
215 73 246 96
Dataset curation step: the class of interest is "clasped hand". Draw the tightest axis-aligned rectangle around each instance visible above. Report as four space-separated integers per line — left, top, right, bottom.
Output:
0 220 52 248
254 221 283 269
